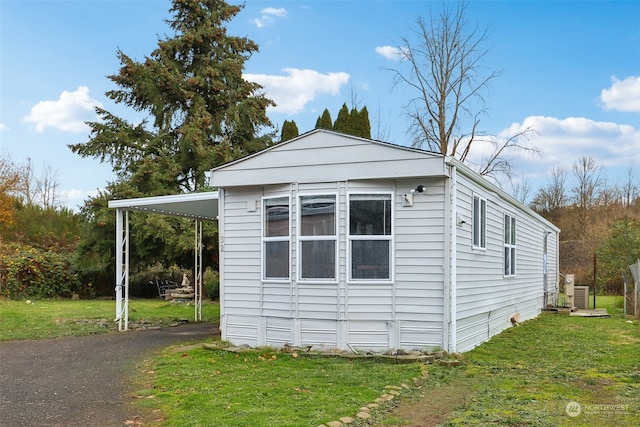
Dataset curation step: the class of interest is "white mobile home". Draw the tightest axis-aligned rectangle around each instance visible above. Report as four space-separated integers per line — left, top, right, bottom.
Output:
210 130 559 353
110 129 559 353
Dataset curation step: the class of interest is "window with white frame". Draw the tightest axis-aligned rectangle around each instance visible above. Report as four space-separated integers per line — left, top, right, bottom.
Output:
472 194 487 249
504 213 516 276
349 193 392 280
263 196 290 280
299 195 336 280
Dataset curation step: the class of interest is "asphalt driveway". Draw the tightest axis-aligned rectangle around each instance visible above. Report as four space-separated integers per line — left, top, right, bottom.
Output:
0 323 218 427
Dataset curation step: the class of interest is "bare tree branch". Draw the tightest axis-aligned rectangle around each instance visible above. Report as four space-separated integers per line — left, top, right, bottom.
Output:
384 1 537 182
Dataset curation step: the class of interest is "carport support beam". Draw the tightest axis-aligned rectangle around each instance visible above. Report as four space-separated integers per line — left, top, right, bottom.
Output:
115 209 130 331
194 219 203 321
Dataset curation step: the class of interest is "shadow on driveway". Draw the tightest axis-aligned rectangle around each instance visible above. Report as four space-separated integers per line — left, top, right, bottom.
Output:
0 323 218 427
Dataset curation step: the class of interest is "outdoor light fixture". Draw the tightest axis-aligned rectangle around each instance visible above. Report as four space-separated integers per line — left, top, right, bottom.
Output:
403 184 426 207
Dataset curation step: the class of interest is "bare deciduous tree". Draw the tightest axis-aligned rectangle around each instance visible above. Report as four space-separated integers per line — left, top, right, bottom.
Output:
572 156 603 237
15 158 61 209
511 177 532 205
531 166 569 215
387 1 538 180
620 164 639 207
36 163 60 209
598 178 620 208
16 157 36 205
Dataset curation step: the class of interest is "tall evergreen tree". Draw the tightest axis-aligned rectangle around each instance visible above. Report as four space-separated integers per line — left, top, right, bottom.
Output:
355 106 371 139
67 0 274 293
314 104 371 139
70 0 274 195
315 108 333 130
332 103 351 134
280 120 299 142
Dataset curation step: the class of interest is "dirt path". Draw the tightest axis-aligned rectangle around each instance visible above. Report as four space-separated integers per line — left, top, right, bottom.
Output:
0 323 218 427
375 376 476 427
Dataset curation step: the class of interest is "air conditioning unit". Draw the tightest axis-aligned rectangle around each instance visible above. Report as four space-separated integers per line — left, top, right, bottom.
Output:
574 286 589 309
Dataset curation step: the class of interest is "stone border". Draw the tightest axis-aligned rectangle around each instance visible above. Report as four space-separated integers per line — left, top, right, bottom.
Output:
199 343 464 426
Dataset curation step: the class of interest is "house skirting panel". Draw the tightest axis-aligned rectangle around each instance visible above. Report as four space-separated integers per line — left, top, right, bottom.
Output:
455 299 542 352
399 321 443 351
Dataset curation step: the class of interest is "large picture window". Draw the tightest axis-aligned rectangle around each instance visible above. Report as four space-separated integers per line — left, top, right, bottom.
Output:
349 193 392 280
504 213 516 277
299 195 336 280
473 194 487 249
263 197 290 279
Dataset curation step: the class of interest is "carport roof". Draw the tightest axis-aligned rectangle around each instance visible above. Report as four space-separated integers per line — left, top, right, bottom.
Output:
108 191 219 220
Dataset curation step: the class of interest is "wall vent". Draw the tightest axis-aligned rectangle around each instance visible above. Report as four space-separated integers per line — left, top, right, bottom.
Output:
574 286 589 309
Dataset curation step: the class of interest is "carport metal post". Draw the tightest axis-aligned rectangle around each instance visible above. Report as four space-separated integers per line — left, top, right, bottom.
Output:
194 219 203 321
115 208 130 331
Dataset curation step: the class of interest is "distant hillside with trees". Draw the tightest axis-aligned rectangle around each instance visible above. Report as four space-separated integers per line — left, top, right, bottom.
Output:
530 157 640 295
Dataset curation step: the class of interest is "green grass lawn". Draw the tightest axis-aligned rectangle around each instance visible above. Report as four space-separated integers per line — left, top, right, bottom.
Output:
0 299 220 341
444 304 639 426
132 296 639 427
1 296 637 426
132 347 424 427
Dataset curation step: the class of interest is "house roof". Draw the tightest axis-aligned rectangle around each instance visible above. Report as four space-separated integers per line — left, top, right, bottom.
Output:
209 129 448 187
108 191 219 220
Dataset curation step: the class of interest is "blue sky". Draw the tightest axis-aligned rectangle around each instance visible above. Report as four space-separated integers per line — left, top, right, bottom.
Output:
1 0 639 210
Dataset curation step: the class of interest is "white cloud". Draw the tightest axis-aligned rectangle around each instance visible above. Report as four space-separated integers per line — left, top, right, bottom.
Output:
600 76 640 112
253 7 287 28
244 68 350 114
375 45 407 61
262 7 287 17
496 115 640 178
22 86 102 133
61 188 100 211
0 123 6 132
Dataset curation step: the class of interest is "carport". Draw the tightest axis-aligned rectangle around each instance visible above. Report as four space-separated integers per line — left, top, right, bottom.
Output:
108 191 219 331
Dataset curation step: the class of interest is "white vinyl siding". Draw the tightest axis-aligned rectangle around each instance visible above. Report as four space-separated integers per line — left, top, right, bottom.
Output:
393 178 446 350
454 173 554 352
472 194 486 249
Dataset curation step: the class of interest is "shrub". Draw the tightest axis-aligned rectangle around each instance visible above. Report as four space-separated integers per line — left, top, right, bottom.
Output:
0 243 80 299
203 267 219 300
596 217 640 294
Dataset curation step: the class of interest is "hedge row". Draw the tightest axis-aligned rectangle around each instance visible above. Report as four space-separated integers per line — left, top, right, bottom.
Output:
0 243 80 299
